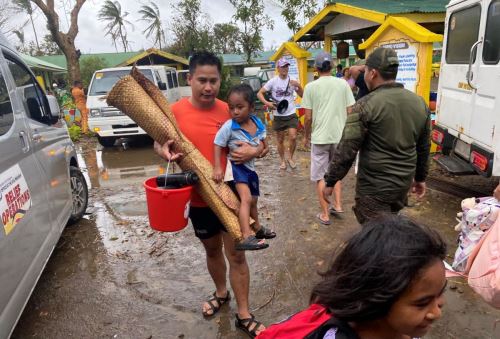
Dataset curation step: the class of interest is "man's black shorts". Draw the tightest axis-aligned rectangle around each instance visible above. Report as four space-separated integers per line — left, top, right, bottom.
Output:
189 182 237 239
189 207 227 239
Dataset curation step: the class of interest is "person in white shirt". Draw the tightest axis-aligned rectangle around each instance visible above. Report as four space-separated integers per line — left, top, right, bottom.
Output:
258 58 303 170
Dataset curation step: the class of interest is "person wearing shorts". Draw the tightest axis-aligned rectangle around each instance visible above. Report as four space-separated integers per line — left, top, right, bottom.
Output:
154 52 272 337
302 52 355 225
257 57 303 170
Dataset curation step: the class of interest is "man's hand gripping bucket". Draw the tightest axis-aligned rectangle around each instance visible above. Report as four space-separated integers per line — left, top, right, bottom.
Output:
143 160 198 232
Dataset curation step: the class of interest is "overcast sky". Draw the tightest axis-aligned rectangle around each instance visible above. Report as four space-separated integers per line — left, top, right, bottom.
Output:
10 0 295 54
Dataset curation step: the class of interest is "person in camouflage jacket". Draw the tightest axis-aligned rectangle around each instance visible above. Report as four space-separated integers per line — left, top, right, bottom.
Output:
323 47 431 224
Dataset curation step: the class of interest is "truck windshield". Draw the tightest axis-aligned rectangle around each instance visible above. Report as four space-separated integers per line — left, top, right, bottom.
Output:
89 69 154 95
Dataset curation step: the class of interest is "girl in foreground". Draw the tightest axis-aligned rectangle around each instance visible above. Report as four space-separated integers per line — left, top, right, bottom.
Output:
258 215 447 339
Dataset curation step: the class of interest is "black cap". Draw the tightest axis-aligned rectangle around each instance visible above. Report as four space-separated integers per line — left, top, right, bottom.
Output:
365 47 399 72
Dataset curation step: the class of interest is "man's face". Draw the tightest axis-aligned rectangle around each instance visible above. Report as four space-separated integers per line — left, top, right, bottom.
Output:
188 65 221 107
278 64 289 77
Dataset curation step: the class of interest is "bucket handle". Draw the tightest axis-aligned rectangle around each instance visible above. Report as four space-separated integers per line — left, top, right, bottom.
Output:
163 159 172 187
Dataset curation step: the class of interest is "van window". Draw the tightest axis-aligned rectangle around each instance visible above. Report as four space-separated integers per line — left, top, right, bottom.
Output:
172 72 178 88
178 71 189 87
446 5 481 64
166 71 174 89
6 58 50 124
483 0 500 64
89 69 154 95
0 68 13 136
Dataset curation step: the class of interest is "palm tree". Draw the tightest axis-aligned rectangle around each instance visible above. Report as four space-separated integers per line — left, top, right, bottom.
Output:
13 29 25 45
138 2 165 49
13 0 40 52
98 0 134 52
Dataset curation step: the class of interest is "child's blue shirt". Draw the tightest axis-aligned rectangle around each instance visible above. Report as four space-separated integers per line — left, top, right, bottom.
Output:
214 115 266 171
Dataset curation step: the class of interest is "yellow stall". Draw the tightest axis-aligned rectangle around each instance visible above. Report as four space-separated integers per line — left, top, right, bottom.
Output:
359 17 443 105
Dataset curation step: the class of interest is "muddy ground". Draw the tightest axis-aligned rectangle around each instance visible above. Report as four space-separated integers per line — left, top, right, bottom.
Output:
12 136 500 339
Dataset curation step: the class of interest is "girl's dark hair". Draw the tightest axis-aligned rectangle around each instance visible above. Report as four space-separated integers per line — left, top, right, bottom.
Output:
311 215 446 322
189 51 222 74
227 83 255 106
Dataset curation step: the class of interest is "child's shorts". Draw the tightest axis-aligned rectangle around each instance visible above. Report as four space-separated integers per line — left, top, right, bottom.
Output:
231 163 260 197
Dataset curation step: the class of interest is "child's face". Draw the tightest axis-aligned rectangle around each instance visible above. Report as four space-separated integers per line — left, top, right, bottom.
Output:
228 92 252 124
383 260 446 337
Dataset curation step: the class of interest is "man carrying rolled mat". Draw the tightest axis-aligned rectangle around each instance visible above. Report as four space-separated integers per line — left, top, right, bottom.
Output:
154 51 274 338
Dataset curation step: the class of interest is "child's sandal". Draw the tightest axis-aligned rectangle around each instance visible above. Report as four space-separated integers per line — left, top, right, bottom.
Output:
235 235 269 251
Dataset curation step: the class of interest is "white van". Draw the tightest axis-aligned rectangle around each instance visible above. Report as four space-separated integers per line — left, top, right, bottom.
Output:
87 65 180 147
432 0 500 176
0 34 88 337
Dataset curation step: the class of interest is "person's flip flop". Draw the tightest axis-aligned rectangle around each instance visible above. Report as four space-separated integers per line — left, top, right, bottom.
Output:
316 213 331 225
235 235 269 251
279 162 287 170
202 291 231 318
287 159 297 169
255 225 276 239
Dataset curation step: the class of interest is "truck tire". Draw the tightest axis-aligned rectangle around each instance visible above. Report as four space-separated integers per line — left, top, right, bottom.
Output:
97 136 117 147
68 166 88 225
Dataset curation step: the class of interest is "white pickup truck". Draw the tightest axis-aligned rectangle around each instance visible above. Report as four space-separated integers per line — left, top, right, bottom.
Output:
432 0 500 177
87 65 180 147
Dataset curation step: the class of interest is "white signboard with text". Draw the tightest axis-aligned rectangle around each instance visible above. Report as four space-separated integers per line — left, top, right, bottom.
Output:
381 41 418 92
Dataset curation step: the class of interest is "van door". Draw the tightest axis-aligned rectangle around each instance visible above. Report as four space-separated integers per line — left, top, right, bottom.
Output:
0 51 51 334
438 1 483 142
5 53 72 230
471 0 500 147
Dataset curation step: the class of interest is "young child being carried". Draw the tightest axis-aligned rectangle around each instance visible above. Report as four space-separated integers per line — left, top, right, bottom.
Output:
213 84 270 251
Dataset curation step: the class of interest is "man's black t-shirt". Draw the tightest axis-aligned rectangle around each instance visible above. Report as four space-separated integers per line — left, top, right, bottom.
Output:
355 72 369 100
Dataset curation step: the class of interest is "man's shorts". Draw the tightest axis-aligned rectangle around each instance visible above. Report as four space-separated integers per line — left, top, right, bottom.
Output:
273 114 299 132
231 163 260 196
189 207 227 240
310 143 337 181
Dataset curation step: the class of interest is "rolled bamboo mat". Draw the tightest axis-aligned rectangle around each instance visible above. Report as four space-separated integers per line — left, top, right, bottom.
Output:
107 68 245 241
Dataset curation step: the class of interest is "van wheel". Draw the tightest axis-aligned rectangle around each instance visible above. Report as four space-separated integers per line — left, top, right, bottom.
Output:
68 166 88 225
97 136 117 147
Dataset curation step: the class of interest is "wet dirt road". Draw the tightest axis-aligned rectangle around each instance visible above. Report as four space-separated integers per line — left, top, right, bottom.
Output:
12 137 500 339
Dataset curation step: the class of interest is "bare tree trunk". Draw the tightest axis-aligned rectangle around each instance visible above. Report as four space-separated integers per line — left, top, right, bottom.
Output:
30 0 86 85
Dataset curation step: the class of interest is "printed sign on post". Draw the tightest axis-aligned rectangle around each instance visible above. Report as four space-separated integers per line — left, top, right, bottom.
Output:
381 41 419 92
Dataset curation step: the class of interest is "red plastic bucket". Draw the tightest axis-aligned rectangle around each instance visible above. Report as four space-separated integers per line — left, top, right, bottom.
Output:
143 177 193 232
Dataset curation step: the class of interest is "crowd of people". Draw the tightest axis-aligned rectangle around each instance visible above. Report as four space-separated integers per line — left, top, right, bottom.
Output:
154 48 441 338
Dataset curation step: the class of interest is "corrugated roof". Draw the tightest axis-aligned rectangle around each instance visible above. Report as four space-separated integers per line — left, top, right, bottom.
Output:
20 53 66 72
37 51 140 69
222 46 356 65
334 0 448 14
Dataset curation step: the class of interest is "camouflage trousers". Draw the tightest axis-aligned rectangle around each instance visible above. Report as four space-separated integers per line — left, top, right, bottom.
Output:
353 191 407 225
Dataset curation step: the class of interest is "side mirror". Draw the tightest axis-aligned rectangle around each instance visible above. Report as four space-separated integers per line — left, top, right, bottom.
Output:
46 95 61 124
158 81 167 90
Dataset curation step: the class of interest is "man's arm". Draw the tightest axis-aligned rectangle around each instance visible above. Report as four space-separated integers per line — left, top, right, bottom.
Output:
324 108 368 188
290 80 303 97
257 83 276 110
230 141 264 164
303 108 312 146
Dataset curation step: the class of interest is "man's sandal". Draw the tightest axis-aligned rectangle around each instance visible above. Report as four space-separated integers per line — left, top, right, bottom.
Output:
255 225 276 239
202 291 231 318
235 313 264 338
